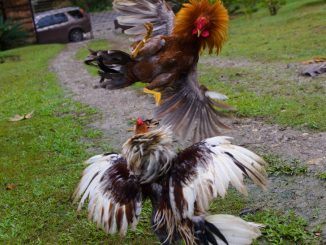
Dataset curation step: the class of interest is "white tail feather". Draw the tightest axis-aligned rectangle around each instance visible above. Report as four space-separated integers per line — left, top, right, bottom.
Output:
205 91 229 101
205 214 263 245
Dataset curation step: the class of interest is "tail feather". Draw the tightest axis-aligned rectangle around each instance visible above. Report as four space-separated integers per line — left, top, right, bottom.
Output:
205 215 263 245
84 50 134 90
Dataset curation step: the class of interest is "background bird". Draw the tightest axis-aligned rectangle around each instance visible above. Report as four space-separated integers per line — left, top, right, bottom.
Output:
85 0 232 142
73 119 268 245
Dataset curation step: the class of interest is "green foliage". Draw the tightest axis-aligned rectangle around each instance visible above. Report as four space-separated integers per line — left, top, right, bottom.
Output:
0 16 28 51
245 210 320 244
263 154 307 176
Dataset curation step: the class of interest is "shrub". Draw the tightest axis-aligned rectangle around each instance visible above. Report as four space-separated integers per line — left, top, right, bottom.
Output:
0 16 28 51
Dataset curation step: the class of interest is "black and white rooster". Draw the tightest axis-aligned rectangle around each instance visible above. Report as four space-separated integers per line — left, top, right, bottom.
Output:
73 119 268 245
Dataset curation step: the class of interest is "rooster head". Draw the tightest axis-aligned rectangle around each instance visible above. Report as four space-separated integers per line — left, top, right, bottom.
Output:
134 117 159 135
173 0 229 54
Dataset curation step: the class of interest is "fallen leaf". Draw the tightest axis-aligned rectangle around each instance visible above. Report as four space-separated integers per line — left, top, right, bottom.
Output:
302 57 326 64
307 157 325 165
9 111 34 121
6 183 17 190
9 114 25 121
24 111 34 119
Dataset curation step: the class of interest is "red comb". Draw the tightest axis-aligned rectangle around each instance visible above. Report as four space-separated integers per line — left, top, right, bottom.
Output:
136 117 144 125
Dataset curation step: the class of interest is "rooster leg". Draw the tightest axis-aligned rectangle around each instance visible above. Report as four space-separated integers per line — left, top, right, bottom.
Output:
143 88 161 106
131 22 154 59
143 73 176 105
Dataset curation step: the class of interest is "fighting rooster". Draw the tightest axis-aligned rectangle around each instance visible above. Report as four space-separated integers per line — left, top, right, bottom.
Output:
85 0 231 142
73 119 268 245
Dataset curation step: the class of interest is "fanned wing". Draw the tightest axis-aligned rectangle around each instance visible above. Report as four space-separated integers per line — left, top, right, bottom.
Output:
169 137 268 218
113 0 175 39
155 66 232 142
73 153 142 235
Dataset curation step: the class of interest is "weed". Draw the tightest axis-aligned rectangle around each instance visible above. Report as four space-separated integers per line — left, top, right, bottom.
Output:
263 154 307 176
316 172 326 180
245 210 320 244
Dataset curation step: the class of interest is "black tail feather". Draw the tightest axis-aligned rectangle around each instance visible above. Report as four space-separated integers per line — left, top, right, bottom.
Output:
85 50 134 90
205 220 229 245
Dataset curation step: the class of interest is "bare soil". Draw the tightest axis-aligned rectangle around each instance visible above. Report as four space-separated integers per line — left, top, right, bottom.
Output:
51 40 325 233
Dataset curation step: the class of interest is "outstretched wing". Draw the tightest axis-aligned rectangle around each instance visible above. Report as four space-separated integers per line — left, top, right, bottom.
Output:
73 153 142 235
155 66 232 142
113 0 175 39
169 137 268 218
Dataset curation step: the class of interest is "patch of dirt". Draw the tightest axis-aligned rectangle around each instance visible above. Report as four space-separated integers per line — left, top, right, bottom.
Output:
51 40 325 231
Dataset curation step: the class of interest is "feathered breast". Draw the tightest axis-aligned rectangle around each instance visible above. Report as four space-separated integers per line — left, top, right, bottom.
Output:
173 0 229 54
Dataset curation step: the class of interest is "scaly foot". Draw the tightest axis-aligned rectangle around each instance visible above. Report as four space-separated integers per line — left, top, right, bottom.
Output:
131 22 154 59
143 87 161 106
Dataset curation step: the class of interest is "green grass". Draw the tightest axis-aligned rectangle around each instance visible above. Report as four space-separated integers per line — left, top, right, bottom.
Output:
245 210 320 244
316 172 326 180
0 44 156 244
263 154 308 176
201 0 326 130
220 0 326 62
199 60 325 131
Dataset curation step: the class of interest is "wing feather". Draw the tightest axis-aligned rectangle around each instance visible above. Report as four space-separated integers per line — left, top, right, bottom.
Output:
113 0 175 39
170 137 268 218
73 153 142 235
156 67 232 142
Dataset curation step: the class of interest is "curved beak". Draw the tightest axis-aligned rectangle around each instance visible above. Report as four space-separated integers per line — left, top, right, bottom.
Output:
197 29 202 37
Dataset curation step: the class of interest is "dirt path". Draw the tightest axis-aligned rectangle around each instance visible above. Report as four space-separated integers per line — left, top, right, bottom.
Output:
51 41 325 231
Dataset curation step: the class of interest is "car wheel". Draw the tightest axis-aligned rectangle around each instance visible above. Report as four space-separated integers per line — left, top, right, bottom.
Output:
69 29 84 42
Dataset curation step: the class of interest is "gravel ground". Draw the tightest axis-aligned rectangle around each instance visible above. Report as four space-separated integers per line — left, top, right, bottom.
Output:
51 39 325 234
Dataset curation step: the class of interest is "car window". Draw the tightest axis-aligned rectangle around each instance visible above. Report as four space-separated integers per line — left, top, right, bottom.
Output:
52 13 68 25
36 13 68 29
36 15 53 28
68 10 83 19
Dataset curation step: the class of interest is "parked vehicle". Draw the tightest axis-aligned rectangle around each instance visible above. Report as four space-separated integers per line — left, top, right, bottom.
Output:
35 7 92 43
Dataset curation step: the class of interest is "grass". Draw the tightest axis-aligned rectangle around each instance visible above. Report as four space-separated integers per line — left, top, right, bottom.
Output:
245 210 320 244
199 63 326 131
203 0 326 130
316 172 326 180
0 44 156 244
263 154 307 176
220 0 326 62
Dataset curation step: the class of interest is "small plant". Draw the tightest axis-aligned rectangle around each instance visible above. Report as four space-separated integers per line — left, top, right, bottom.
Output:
0 16 28 51
263 154 307 176
263 0 286 16
244 210 320 244
316 172 326 180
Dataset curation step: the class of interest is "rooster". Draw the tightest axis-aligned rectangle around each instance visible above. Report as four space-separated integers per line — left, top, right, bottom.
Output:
73 119 268 245
85 0 231 142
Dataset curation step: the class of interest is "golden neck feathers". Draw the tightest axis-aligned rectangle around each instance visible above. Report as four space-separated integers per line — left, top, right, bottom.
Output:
173 0 229 54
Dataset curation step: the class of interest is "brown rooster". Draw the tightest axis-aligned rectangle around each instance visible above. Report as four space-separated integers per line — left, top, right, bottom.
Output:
73 122 268 244
85 0 230 142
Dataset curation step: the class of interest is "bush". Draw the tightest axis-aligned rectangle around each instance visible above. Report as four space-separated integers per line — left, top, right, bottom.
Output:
0 16 28 51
